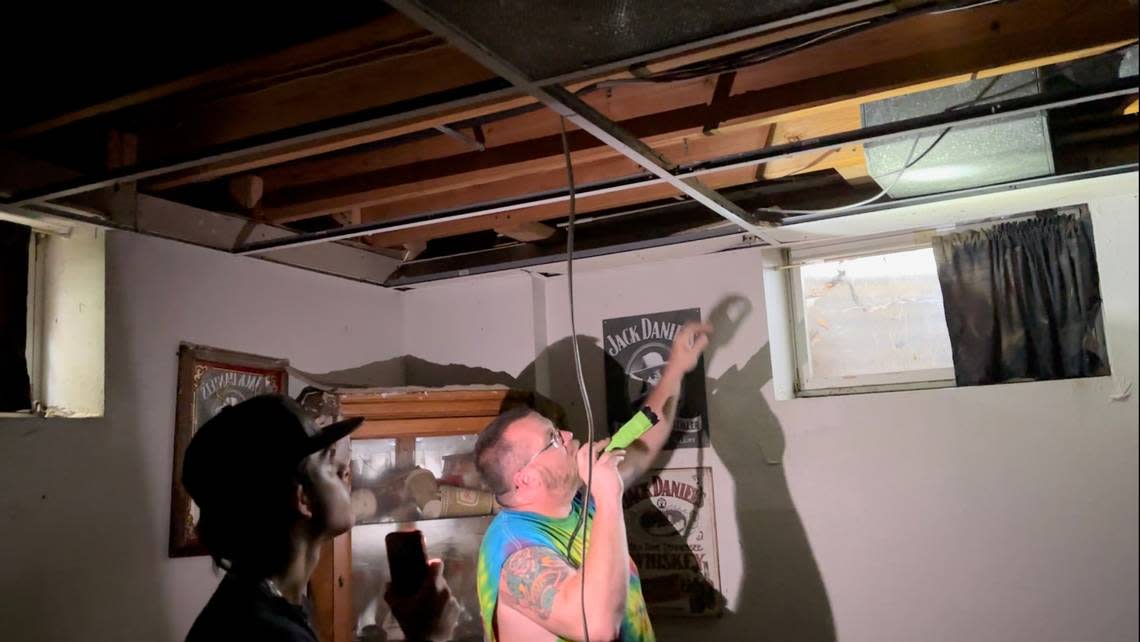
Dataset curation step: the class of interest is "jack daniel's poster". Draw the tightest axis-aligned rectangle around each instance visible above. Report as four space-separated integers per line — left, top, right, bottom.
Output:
603 307 709 449
624 467 722 616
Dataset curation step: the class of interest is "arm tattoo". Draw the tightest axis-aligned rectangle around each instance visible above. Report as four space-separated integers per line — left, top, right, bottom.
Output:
500 547 574 621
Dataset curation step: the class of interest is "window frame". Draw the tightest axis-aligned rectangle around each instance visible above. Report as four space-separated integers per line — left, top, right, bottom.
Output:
1 211 103 419
786 240 957 397
25 231 46 411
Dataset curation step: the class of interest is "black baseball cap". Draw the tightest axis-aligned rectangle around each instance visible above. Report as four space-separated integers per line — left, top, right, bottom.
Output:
182 393 364 511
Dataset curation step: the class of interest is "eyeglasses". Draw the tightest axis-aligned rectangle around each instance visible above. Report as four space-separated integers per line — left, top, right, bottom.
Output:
519 428 563 471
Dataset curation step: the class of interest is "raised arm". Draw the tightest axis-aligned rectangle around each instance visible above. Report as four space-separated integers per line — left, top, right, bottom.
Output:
619 321 712 486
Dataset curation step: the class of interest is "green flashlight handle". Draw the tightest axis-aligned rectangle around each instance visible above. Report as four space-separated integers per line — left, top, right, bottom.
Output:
604 408 660 451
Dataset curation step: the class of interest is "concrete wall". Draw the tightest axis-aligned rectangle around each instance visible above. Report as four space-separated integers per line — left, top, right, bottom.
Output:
0 232 404 641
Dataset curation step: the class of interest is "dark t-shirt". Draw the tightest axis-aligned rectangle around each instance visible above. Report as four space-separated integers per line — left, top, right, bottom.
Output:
186 573 319 642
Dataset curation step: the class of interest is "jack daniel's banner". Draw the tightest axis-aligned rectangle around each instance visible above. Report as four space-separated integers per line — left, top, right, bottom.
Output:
603 308 709 450
624 467 722 616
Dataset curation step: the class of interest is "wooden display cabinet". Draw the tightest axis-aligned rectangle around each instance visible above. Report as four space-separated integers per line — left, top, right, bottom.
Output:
308 387 562 642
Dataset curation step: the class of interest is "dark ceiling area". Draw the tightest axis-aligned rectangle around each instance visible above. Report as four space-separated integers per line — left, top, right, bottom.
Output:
2 5 396 129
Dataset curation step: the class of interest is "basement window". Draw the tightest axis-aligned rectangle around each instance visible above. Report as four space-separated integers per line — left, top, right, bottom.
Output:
0 212 104 418
790 246 955 395
786 207 1110 396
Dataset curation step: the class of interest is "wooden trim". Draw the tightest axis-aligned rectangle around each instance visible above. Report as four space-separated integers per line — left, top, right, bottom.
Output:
354 416 497 439
341 398 516 419
339 388 529 411
331 531 352 642
309 530 353 642
337 388 556 437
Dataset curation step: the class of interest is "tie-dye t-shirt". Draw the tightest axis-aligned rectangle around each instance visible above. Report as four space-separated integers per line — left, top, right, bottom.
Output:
477 492 654 642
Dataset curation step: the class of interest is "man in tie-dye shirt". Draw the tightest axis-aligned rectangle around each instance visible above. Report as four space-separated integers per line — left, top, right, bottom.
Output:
474 321 713 642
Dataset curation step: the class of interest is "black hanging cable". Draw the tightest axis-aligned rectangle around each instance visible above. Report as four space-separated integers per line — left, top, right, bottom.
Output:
560 116 594 642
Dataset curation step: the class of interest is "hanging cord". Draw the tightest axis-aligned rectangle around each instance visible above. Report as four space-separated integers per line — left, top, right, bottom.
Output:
560 116 594 642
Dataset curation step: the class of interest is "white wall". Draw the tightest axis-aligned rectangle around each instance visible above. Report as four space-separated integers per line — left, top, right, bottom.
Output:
0 232 404 641
402 272 543 383
402 176 1139 642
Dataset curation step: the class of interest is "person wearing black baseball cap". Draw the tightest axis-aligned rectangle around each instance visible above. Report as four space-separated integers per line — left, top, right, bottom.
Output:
181 393 363 641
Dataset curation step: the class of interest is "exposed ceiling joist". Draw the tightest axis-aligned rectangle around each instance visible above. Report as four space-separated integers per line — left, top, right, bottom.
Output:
248 0 1136 229
235 75 1137 255
142 3 896 191
384 0 783 245
354 42 1136 246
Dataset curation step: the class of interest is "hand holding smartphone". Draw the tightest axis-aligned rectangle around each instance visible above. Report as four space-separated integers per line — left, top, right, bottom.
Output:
385 530 429 597
384 530 460 641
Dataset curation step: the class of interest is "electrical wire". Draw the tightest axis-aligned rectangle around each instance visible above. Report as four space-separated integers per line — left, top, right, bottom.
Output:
560 116 595 642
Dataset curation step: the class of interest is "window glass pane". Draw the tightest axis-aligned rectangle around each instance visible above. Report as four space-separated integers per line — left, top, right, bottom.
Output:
350 434 493 526
350 435 492 640
799 247 954 381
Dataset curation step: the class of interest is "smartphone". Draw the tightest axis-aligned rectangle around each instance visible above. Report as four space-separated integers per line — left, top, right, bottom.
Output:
386 530 429 596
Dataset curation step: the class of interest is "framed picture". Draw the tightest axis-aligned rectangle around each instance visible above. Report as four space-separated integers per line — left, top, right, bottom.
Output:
623 466 722 616
169 343 289 557
604 307 710 449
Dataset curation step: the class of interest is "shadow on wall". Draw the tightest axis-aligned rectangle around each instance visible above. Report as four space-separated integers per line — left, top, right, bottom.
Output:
696 297 834 642
302 295 833 641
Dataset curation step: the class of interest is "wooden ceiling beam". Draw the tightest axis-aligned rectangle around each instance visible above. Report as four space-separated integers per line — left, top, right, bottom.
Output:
356 41 1138 247
261 117 774 221
252 0 1137 224
141 4 894 191
349 126 775 228
363 165 761 248
263 49 1128 225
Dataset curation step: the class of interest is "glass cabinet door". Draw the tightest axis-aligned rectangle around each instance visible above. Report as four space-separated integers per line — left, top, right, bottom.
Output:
349 434 498 642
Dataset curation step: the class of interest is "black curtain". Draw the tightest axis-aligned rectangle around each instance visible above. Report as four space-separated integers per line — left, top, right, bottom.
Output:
932 211 1110 386
1 221 33 411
